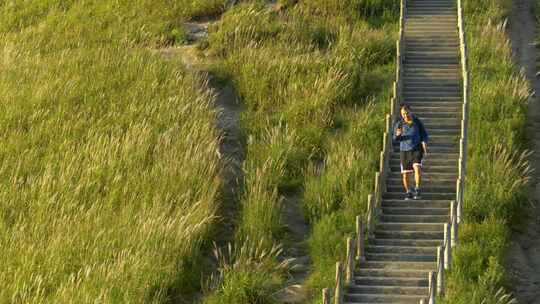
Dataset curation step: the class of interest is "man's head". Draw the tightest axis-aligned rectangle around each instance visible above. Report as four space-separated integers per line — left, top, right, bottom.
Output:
400 104 412 123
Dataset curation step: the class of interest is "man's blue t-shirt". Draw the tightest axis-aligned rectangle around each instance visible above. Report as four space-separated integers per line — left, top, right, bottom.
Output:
392 115 429 151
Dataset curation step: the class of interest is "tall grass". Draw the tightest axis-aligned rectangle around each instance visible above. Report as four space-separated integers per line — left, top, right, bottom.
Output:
441 0 532 302
201 1 396 302
0 1 224 302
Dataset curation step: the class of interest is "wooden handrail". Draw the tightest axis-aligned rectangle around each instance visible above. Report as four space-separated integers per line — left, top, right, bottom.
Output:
444 223 451 270
437 246 444 296
334 262 342 304
356 216 365 260
345 237 355 286
366 194 374 238
322 288 330 304
428 272 436 304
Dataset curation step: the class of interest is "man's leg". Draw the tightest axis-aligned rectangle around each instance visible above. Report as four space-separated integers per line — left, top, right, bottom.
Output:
413 163 422 199
413 164 422 188
402 172 410 193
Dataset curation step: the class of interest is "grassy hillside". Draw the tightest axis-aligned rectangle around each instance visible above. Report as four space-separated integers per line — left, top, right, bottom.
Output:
0 1 224 302
1 0 531 303
200 0 397 302
441 0 531 302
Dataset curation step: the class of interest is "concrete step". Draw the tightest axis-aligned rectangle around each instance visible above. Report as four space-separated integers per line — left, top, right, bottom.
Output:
406 105 462 113
380 214 449 223
404 68 460 74
389 151 459 159
370 238 443 247
404 92 461 98
408 3 455 7
412 112 463 119
376 222 444 232
389 158 458 166
404 58 459 64
394 134 459 143
347 285 428 295
406 33 458 38
383 192 455 200
389 150 458 157
406 51 459 57
405 47 458 53
375 229 444 239
358 260 437 271
406 29 458 34
392 137 459 143
386 185 456 193
381 206 450 216
386 178 456 187
344 293 424 303
406 25 457 30
389 164 459 172
366 245 437 255
404 66 460 72
410 128 460 135
403 84 461 91
401 96 462 102
366 253 437 262
388 171 458 179
406 39 458 44
390 147 459 154
354 276 428 287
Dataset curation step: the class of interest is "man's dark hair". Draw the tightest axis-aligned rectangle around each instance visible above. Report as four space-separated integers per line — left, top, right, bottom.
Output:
400 103 411 111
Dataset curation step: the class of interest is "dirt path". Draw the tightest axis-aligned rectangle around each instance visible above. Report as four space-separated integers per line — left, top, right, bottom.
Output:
162 8 310 301
507 0 540 302
275 190 311 303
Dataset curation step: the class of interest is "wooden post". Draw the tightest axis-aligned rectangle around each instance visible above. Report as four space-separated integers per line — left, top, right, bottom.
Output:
322 288 330 304
420 300 426 304
457 194 462 224
455 178 461 209
334 262 342 304
450 201 456 247
428 272 436 304
451 201 459 246
444 223 451 270
437 246 444 296
356 216 365 261
380 151 386 176
366 194 374 238
374 172 381 208
459 139 464 160
382 133 388 158
346 237 354 286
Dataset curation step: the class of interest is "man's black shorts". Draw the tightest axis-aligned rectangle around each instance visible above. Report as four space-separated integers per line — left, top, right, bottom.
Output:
400 148 423 173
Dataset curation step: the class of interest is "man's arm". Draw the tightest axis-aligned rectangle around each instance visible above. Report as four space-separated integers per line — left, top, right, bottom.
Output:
417 118 429 154
393 120 402 141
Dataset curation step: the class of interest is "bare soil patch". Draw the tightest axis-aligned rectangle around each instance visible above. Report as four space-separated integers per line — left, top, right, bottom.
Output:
507 0 540 302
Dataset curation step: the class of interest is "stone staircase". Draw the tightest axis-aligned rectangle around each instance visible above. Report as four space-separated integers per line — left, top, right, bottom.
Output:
343 0 462 303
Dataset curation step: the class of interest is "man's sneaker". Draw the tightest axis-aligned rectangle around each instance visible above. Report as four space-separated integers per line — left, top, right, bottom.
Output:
413 187 421 200
404 191 413 200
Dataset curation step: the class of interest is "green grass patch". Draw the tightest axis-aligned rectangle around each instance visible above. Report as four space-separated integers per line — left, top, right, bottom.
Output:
441 0 532 302
0 1 224 302
201 1 397 302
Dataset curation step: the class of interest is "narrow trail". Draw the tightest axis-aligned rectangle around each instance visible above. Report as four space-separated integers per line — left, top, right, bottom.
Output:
506 0 540 302
275 190 311 303
156 14 245 303
178 4 312 303
158 5 312 302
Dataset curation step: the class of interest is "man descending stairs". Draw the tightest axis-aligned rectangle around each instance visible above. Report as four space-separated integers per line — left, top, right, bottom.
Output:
343 0 462 302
